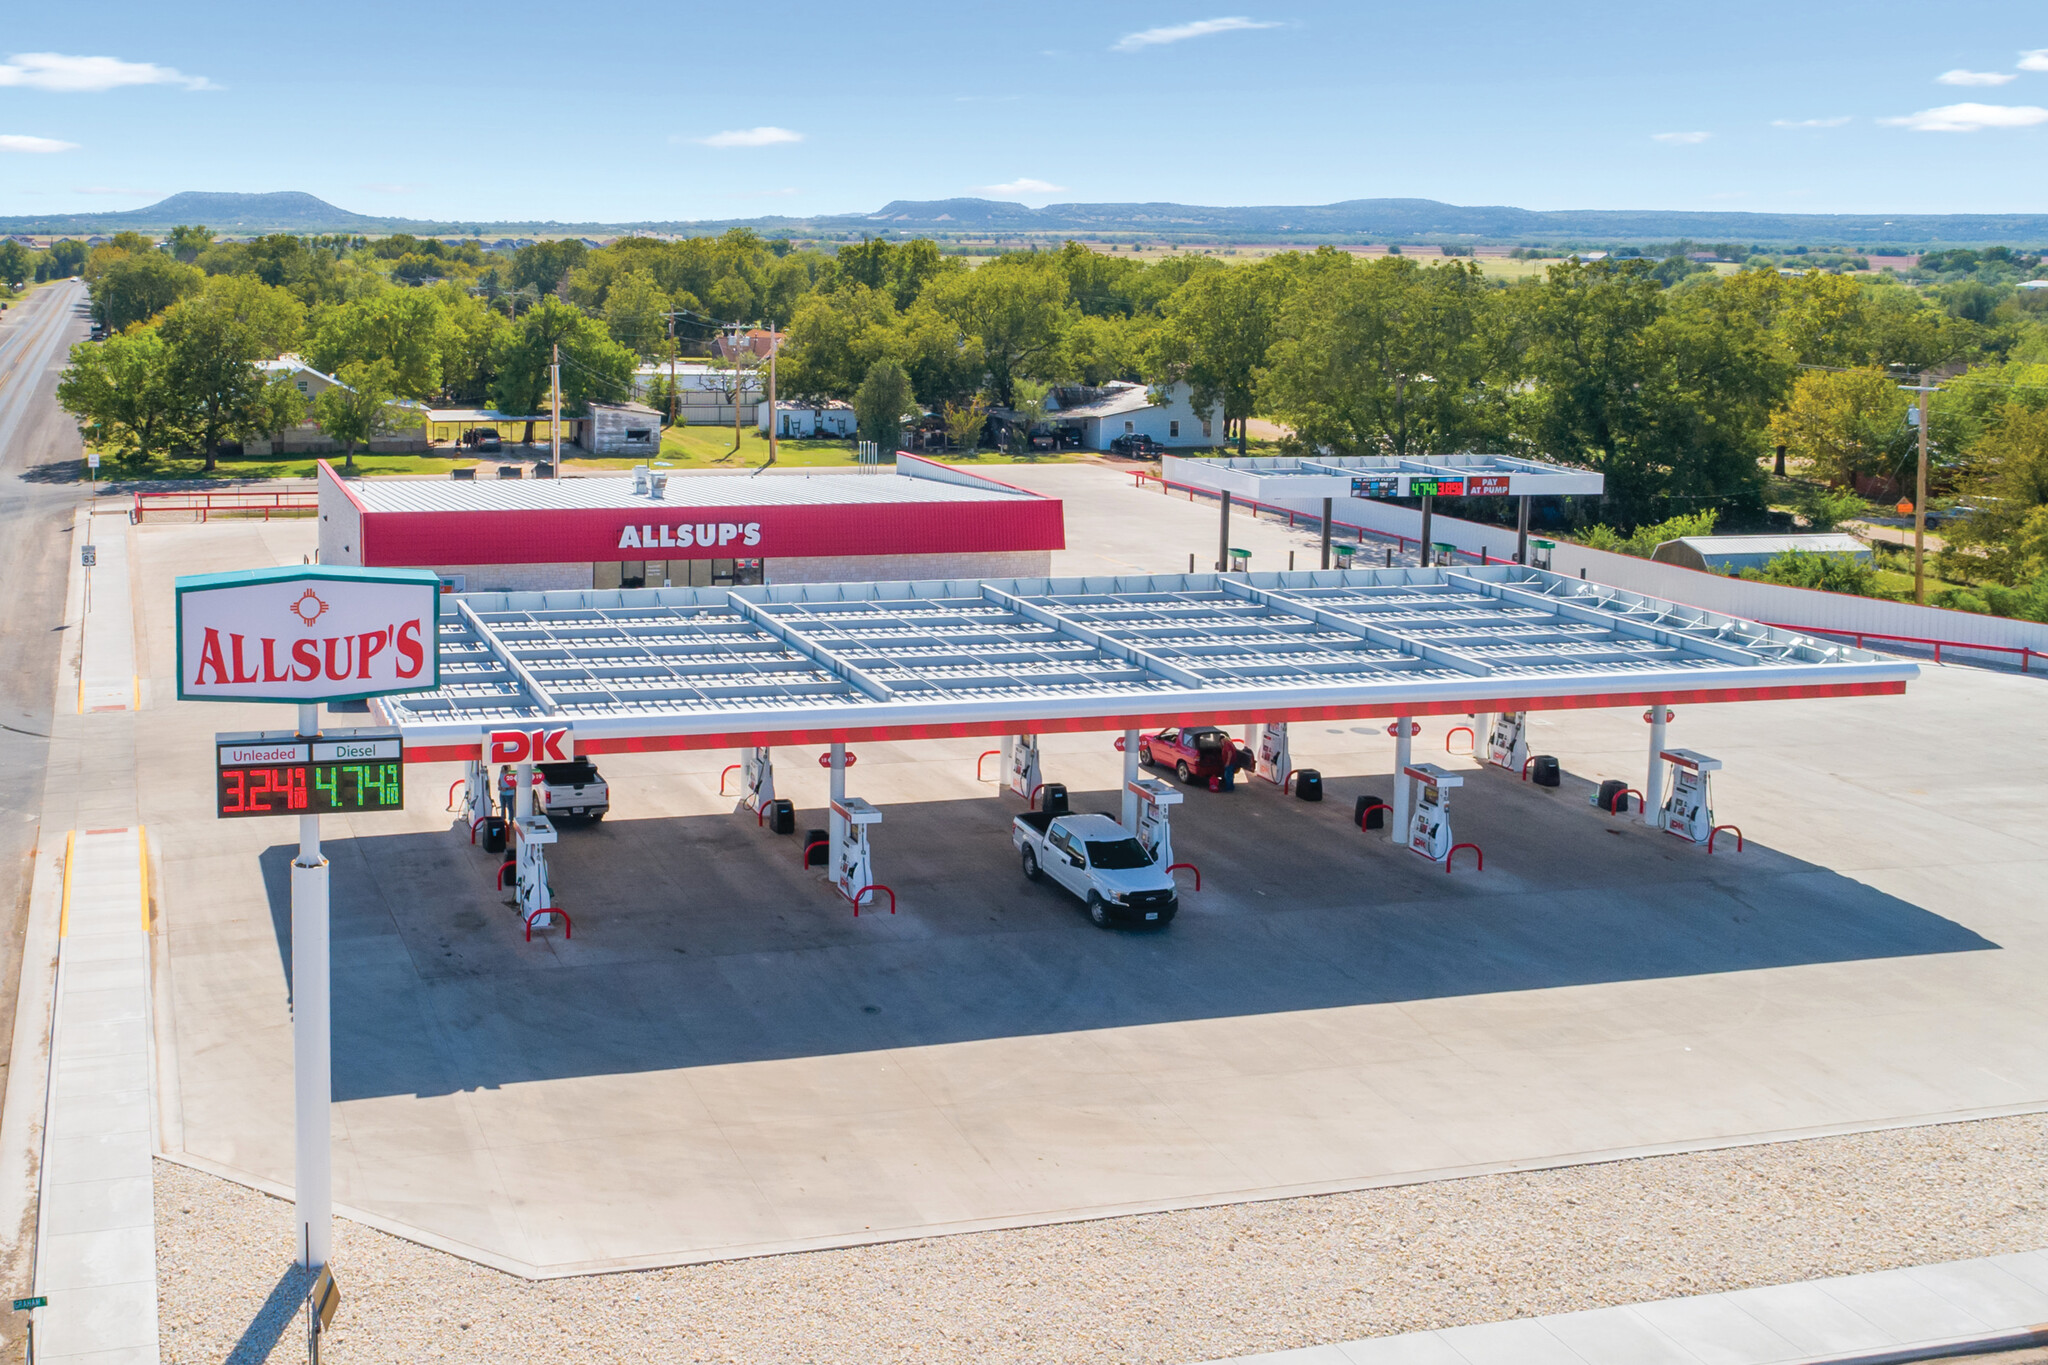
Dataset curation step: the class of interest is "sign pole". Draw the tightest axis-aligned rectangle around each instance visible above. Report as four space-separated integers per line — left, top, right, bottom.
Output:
292 700 332 1270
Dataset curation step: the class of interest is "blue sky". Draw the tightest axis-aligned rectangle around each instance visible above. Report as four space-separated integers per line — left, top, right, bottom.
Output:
2 0 2045 223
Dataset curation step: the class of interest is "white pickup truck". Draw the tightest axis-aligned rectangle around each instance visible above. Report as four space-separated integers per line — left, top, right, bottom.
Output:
497 760 610 822
1013 811 1178 927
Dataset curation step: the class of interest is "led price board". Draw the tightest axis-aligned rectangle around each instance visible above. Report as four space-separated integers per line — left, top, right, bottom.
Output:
1351 476 1402 499
215 729 405 819
1408 477 1466 497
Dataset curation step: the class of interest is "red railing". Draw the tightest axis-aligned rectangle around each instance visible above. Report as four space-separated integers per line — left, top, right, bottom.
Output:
1446 842 1484 873
131 489 318 523
976 749 1002 781
1445 725 1475 754
1709 824 1744 854
719 764 742 794
469 817 488 845
1130 470 1508 567
525 907 572 941
801 837 828 867
1166 861 1202 890
1604 787 1644 815
1028 782 1050 809
446 779 466 811
850 884 896 916
495 860 515 889
1762 622 2046 673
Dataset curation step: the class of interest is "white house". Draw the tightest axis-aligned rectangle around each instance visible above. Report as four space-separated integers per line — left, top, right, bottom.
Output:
632 361 763 425
757 400 856 438
256 354 346 404
1047 380 1220 452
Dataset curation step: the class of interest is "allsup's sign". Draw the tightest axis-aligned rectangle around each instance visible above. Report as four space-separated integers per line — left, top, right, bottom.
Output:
175 566 441 704
616 521 761 550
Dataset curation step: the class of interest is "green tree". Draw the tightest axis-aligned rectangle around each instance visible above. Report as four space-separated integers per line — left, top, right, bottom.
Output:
157 275 306 470
247 371 309 455
927 259 1070 407
46 238 87 278
942 396 988 452
853 358 916 453
313 360 420 472
167 224 214 263
1941 403 2048 584
602 269 672 357
307 289 446 399
1740 550 1883 596
0 241 31 291
54 329 186 464
489 295 634 446
509 240 588 298
1149 259 1291 452
88 252 202 331
1006 379 1051 452
1768 367 1911 486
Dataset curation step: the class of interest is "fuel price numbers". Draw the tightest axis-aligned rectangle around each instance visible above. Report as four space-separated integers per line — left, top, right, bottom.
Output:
216 729 405 819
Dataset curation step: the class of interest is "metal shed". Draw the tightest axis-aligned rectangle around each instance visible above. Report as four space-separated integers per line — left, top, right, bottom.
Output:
1650 534 1872 575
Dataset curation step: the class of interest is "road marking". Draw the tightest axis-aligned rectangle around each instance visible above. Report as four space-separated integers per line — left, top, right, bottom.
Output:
138 824 150 931
59 829 73 937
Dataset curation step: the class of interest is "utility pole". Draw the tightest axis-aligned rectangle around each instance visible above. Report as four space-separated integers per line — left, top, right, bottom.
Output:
549 342 561 478
1899 375 1938 605
765 321 779 471
666 314 678 426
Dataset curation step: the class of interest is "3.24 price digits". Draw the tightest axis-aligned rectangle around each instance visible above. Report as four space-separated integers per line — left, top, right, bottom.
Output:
220 765 309 815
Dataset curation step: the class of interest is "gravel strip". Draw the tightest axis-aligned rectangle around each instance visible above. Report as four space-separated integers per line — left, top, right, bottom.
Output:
159 1114 2048 1365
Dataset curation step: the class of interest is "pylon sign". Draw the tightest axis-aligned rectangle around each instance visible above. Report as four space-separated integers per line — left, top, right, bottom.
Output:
175 566 441 704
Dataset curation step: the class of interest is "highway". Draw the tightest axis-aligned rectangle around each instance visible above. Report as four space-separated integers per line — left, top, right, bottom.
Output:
0 279 91 1110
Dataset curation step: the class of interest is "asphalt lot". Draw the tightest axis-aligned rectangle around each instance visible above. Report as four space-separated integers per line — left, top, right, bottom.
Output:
126 476 2048 1278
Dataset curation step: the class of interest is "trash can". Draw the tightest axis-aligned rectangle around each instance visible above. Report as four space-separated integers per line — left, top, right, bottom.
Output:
1294 769 1323 802
483 815 507 854
1594 778 1628 813
1355 796 1387 830
1040 783 1069 816
1228 547 1252 573
804 828 829 866
1530 755 1560 788
767 798 795 836
1333 543 1355 568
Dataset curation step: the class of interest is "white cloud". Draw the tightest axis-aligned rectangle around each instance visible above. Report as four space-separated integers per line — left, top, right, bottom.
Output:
1112 17 1280 52
1938 69 2015 86
0 52 213 92
1882 102 2048 132
0 134 78 153
1651 131 1711 144
690 126 802 148
2020 49 2048 72
1771 116 1852 127
979 178 1068 197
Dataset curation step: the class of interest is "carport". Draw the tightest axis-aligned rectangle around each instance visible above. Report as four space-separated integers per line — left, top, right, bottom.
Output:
376 565 1916 905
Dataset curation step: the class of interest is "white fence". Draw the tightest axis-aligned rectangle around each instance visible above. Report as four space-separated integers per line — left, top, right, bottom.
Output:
1157 457 2048 668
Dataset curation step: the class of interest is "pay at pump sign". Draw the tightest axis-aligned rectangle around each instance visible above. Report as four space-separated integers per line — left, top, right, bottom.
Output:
175 566 441 704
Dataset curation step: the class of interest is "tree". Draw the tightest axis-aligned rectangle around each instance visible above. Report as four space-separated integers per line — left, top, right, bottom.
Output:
46 238 87 278
167 224 213 263
942 396 989 453
1740 550 1883 597
88 252 202 332
55 329 186 465
1006 379 1050 453
313 361 420 472
157 275 306 470
488 295 634 446
603 269 672 357
853 358 915 454
1941 403 2048 584
1149 259 1292 452
926 260 1070 407
1768 367 1911 486
0 241 31 291
509 240 587 297
247 372 309 455
307 289 447 399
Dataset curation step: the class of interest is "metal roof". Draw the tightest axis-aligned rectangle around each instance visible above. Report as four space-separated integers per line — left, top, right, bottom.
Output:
377 566 1915 759
1172 453 1607 498
1657 535 1869 556
340 469 1040 515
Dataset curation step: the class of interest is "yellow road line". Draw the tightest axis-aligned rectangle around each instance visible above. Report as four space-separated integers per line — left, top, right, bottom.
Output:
60 830 75 938
138 825 149 932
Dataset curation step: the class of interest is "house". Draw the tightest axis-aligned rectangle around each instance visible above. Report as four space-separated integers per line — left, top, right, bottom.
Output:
1044 380 1219 452
757 400 856 439
244 356 429 455
710 329 778 362
1650 533 1871 575
577 401 663 455
632 362 763 425
256 355 345 404
2020 280 2048 291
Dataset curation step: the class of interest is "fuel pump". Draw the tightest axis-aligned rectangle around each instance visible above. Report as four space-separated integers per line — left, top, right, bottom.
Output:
1403 763 1463 862
1007 733 1042 801
1658 749 1721 844
742 745 775 814
1252 721 1291 785
1486 712 1529 775
511 814 560 927
1128 777 1182 865
829 797 883 903
459 758 490 826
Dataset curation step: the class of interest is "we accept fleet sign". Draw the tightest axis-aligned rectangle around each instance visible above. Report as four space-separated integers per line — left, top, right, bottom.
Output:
176 566 441 703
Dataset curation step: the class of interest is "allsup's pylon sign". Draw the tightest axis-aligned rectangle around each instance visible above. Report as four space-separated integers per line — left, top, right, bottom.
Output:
175 565 440 1286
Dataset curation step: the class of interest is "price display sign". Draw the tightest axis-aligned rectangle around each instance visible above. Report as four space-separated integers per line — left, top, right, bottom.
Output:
1351 476 1402 499
1408 477 1467 497
216 729 404 819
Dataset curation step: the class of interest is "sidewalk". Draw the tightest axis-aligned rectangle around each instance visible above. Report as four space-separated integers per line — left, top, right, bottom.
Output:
1194 1248 2048 1365
76 509 136 715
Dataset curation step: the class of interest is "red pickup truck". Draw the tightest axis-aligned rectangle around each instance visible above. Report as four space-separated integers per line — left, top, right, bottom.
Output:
1139 725 1246 785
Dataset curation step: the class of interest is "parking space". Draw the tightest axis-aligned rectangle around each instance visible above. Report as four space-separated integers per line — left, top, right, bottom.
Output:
128 491 2048 1278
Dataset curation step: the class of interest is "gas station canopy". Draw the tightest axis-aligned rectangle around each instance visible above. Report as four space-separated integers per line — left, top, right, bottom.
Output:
378 568 1915 763
1164 453 1608 502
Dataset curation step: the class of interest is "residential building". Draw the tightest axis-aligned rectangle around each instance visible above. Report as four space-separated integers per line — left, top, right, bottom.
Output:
1044 380 1219 452
758 400 856 439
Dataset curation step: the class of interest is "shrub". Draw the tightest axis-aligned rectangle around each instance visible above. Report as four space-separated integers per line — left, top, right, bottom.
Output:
1739 550 1884 596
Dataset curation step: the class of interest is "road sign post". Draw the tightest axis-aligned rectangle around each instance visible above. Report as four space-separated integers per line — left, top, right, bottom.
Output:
175 567 439 1274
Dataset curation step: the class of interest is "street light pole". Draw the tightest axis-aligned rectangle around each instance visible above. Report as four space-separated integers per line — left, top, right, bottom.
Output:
1899 376 1938 606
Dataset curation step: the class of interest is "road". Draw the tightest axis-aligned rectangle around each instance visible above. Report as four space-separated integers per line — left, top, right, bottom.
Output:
0 279 90 1114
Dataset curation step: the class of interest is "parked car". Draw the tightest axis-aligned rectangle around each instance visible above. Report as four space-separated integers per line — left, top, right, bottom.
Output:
1028 430 1058 451
1138 725 1247 786
497 760 609 821
1013 811 1177 927
1110 433 1163 458
463 428 503 452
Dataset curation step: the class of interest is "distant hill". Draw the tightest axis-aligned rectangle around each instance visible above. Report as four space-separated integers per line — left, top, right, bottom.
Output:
1 189 2044 248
